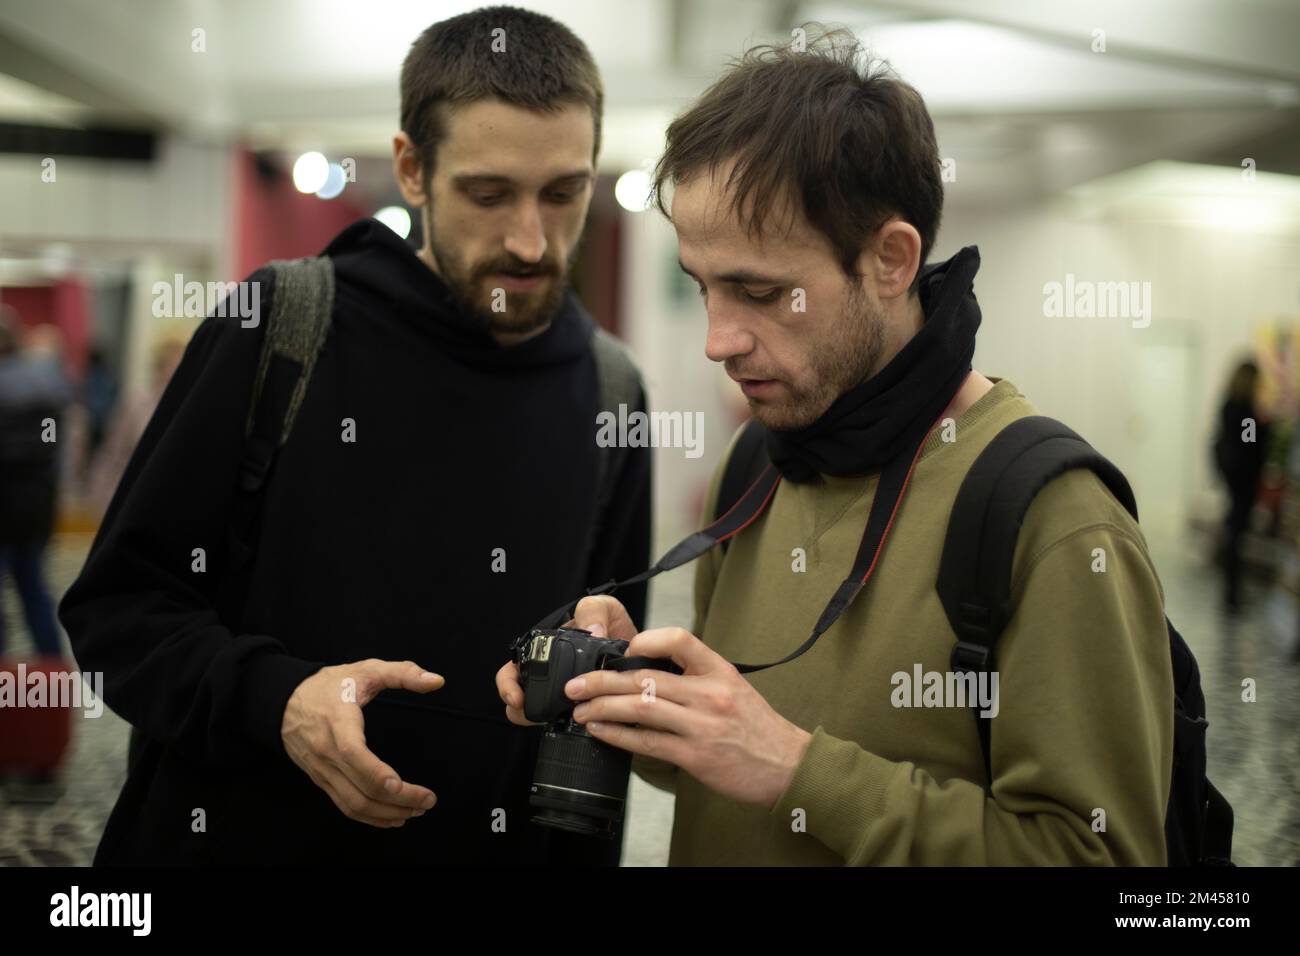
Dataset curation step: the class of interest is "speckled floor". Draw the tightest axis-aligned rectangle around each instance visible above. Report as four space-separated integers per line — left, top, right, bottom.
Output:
1 530 1295 867
0 535 127 866
1147 538 1300 868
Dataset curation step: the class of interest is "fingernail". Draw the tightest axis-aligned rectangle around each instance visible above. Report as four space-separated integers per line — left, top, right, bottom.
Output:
565 677 586 697
411 809 425 818
573 703 589 720
588 721 605 732
421 672 439 680
385 778 399 793
423 796 436 810
588 623 606 637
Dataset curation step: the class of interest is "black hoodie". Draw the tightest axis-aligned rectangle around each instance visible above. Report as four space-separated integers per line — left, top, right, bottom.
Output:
59 219 651 865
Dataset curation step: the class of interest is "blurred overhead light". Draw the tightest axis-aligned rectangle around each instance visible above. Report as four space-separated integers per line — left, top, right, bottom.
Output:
615 169 652 213
292 151 329 194
1067 161 1300 235
316 163 347 200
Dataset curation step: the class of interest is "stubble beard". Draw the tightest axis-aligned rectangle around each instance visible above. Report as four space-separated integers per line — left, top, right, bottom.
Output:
750 281 887 432
424 204 571 336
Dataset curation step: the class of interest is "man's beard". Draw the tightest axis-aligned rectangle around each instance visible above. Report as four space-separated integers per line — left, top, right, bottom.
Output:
737 281 886 432
426 207 571 337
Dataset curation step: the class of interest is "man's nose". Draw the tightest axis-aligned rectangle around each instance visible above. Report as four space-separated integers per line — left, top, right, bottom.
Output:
704 305 756 364
503 201 547 264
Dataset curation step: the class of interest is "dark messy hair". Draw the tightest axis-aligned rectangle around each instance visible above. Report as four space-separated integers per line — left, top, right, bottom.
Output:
652 27 943 290
400 5 604 184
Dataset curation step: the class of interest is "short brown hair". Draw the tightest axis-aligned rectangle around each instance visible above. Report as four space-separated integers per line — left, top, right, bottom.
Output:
400 5 604 179
653 28 943 288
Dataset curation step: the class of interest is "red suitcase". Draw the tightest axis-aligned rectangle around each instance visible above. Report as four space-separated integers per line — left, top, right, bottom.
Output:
0 655 75 773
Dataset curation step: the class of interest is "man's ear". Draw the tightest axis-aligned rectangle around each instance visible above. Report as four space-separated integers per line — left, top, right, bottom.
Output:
861 219 922 302
393 132 430 208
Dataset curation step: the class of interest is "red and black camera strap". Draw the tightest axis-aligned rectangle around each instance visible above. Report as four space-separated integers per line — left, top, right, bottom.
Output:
522 402 945 675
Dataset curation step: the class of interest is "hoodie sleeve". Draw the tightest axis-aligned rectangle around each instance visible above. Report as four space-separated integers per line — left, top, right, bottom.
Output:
59 268 325 768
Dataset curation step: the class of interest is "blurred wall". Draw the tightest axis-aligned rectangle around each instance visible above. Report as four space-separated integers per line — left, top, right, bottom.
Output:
940 201 1300 539
233 149 368 279
0 135 230 269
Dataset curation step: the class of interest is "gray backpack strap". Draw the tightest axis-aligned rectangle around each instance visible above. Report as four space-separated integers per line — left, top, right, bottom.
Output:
584 327 643 581
234 256 333 539
244 255 335 444
591 327 641 489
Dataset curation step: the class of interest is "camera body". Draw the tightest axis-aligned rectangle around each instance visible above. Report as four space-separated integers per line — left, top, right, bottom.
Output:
511 626 671 839
516 627 630 723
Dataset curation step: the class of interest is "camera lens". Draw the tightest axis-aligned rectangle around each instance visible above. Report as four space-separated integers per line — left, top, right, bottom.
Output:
529 722 632 839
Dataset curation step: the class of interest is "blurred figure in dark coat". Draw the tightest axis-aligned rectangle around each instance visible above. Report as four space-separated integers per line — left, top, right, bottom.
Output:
1213 358 1271 614
0 317 73 656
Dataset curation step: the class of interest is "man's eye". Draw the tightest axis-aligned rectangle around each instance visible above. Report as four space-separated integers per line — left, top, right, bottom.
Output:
695 283 708 298
471 193 505 206
545 190 579 204
743 288 781 304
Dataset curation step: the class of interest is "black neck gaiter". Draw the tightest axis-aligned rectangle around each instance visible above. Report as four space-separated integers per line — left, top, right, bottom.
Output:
765 245 983 482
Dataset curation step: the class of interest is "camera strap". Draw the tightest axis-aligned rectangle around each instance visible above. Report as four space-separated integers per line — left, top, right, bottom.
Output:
524 396 949 674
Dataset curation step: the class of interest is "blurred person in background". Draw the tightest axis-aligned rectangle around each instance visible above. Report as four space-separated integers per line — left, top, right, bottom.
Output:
81 346 118 465
86 335 185 515
1213 358 1271 614
0 316 73 658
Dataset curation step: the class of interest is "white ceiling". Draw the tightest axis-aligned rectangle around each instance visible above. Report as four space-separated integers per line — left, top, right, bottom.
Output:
0 0 1297 204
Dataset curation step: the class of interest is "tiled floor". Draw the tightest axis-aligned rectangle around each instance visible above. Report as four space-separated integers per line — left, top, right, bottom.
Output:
1 530 1296 866
0 535 127 866
1146 538 1300 868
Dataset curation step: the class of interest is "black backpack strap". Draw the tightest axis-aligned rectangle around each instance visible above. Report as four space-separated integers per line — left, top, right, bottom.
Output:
714 418 771 554
938 415 1138 783
1202 780 1235 865
231 256 335 551
584 327 643 577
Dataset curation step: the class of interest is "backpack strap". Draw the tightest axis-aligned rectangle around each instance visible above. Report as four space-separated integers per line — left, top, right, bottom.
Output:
937 416 1138 783
231 256 335 549
714 418 770 553
129 257 335 772
938 415 1136 652
590 327 641 497
1202 780 1235 865
583 327 644 578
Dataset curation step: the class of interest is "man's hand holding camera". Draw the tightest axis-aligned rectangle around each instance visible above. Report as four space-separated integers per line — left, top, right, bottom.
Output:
496 596 812 809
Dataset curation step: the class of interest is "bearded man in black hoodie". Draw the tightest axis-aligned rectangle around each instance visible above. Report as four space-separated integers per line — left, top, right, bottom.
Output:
59 7 650 865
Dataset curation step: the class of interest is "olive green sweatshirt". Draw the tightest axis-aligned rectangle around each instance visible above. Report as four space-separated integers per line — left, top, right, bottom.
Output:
633 378 1173 865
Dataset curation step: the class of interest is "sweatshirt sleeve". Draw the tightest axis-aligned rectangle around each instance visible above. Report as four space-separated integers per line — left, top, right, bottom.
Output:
59 268 326 768
771 521 1174 865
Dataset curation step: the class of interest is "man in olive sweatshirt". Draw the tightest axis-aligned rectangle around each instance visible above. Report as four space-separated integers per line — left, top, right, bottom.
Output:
498 31 1172 865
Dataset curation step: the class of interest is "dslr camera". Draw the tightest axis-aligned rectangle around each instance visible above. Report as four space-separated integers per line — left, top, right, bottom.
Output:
511 626 679 839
